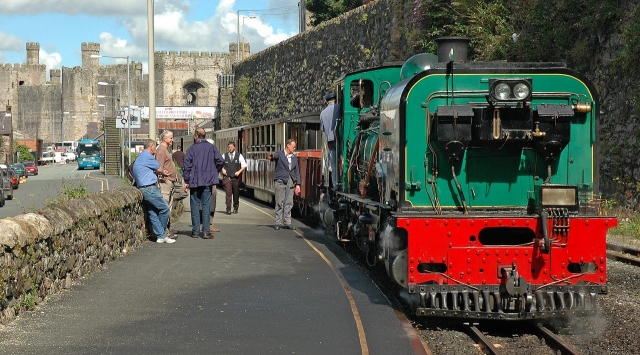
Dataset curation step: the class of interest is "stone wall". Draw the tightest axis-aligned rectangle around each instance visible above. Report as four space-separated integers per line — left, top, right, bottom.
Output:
228 0 639 208
0 187 148 323
230 0 408 126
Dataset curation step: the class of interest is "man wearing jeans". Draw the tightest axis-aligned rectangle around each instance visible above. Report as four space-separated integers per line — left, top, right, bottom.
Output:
132 139 175 244
183 128 224 239
267 138 301 230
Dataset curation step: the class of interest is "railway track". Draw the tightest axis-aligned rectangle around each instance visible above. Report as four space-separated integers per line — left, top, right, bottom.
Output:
606 242 640 267
462 323 583 355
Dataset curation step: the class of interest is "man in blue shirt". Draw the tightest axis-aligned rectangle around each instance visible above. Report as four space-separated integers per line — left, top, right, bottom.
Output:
183 128 225 239
320 92 339 190
132 139 175 244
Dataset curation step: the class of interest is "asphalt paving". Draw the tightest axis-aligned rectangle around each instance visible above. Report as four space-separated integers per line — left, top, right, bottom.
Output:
0 190 425 355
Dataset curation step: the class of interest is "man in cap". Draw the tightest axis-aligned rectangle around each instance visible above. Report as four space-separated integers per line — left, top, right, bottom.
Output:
320 92 339 190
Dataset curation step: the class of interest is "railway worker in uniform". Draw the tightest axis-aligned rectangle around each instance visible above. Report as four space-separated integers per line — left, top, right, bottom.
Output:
221 141 247 214
172 145 185 171
267 138 301 230
183 129 224 239
133 139 175 244
320 92 339 190
155 130 178 239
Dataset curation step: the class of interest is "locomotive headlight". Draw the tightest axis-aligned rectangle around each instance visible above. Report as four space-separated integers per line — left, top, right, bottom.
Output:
513 83 530 99
489 79 532 102
494 83 511 100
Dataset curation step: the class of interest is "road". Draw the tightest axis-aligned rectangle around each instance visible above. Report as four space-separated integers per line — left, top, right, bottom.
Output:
0 163 128 219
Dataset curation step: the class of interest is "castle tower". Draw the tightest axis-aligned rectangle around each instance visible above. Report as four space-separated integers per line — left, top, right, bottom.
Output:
50 69 61 83
81 42 101 67
26 42 39 65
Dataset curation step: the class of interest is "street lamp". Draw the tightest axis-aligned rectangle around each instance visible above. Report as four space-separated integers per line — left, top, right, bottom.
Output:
236 10 257 61
92 54 131 168
241 15 256 60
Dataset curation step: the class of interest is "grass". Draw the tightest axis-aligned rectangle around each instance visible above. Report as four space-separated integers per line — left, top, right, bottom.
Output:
606 208 640 241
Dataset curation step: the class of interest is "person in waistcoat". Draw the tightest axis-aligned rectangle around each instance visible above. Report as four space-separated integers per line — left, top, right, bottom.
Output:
221 141 247 214
266 138 301 230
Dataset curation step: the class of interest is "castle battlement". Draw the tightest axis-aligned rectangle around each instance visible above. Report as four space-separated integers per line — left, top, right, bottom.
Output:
81 42 101 52
26 42 40 50
156 50 230 59
1 63 46 70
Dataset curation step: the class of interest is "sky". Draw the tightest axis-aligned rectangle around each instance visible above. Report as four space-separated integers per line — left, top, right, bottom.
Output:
0 0 301 75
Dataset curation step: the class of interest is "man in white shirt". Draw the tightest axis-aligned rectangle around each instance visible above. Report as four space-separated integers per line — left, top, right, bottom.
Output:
320 92 339 189
221 141 247 214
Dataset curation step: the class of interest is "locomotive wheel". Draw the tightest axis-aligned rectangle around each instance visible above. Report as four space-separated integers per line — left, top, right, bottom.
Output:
323 208 335 230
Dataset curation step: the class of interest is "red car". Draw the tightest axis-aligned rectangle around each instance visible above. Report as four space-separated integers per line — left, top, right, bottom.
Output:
23 161 38 176
7 169 18 189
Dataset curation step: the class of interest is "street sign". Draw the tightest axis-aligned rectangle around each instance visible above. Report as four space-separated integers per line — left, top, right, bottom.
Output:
115 107 142 129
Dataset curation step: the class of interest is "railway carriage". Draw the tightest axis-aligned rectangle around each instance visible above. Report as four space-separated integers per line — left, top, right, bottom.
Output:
238 113 324 218
322 37 618 321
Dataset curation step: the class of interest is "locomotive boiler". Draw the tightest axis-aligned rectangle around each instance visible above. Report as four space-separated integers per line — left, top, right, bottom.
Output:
323 37 618 321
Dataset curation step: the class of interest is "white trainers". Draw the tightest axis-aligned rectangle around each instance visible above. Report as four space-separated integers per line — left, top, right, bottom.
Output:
156 237 176 244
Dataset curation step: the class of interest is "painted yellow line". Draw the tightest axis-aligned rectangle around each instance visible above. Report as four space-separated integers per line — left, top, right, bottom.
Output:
244 200 370 355
83 172 108 192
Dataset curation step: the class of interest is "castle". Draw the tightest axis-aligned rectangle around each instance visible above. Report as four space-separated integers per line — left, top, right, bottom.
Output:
0 41 250 163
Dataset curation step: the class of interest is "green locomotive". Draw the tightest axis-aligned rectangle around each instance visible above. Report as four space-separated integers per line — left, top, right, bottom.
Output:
325 37 618 320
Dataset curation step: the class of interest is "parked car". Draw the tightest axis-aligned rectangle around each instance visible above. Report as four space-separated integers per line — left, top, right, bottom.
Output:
10 163 27 181
7 169 19 189
23 161 38 176
63 152 76 162
1 169 13 200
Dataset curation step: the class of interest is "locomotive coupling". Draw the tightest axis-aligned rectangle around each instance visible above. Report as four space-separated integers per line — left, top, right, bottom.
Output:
499 264 529 297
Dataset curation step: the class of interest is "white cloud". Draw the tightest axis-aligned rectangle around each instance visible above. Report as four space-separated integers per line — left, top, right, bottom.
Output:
40 49 62 78
0 0 301 74
0 32 24 51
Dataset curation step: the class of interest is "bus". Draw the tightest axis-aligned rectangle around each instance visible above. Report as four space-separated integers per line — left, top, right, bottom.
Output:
76 139 101 170
55 140 78 153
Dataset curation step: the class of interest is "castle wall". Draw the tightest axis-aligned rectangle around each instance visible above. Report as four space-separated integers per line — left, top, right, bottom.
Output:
155 50 232 108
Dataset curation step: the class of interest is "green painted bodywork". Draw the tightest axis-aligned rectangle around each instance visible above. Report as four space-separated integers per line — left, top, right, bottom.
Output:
339 62 599 214
387 69 596 211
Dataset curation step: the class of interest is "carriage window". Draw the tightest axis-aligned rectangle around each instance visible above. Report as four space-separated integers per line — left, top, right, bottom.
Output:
349 79 374 109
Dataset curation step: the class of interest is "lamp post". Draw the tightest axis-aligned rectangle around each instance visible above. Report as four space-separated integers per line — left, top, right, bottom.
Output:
92 54 131 168
236 10 256 61
240 15 256 60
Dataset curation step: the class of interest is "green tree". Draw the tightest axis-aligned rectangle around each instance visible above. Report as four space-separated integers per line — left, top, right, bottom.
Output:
305 0 363 26
13 142 32 162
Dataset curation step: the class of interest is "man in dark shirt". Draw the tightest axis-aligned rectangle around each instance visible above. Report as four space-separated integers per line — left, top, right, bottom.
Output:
266 138 301 230
172 145 185 170
183 128 224 239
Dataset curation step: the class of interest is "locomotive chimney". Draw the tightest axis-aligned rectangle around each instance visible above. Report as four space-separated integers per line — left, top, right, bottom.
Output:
435 36 470 62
